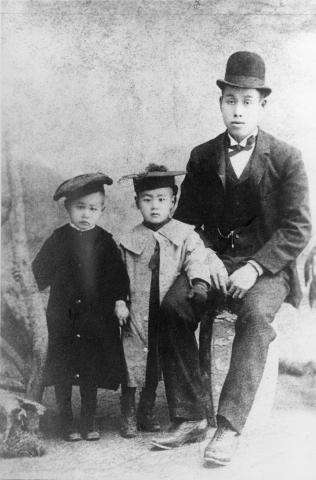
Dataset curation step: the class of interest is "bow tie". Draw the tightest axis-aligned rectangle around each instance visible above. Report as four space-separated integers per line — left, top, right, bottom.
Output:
228 135 255 157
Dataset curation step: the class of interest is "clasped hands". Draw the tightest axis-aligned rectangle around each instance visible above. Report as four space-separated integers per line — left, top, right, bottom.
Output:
209 254 259 299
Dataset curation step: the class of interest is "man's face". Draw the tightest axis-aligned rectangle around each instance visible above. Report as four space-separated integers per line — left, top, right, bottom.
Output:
137 187 175 224
66 191 104 230
220 86 266 142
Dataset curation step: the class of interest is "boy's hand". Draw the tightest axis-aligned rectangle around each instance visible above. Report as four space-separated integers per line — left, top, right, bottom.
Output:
207 249 229 294
228 264 258 299
188 281 208 305
115 300 129 327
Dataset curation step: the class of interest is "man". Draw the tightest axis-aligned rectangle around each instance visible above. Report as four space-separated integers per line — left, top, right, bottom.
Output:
152 51 311 466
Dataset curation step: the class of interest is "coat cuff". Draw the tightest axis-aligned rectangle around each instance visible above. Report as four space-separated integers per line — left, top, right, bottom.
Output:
247 260 264 276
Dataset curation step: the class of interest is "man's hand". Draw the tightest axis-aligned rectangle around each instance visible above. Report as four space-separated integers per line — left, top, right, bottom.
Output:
115 300 129 327
207 250 229 294
228 264 259 299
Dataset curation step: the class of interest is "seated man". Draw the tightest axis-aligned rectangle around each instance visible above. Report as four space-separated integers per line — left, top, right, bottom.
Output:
152 51 311 466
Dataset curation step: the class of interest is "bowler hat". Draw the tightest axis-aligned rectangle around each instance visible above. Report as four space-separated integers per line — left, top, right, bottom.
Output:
53 172 113 201
217 51 271 96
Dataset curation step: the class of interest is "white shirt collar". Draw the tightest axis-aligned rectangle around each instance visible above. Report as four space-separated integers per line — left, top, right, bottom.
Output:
228 127 258 147
69 222 96 232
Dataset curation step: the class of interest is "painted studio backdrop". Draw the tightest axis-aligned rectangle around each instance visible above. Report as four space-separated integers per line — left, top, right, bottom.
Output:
2 0 316 257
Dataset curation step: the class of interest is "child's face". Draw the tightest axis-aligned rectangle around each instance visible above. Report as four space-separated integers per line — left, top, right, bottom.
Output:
220 86 266 142
66 191 105 230
136 187 175 224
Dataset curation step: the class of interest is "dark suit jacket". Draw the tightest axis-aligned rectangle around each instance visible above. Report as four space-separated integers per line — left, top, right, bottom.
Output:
174 129 312 307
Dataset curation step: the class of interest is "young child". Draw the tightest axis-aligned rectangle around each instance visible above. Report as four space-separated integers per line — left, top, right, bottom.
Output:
32 173 129 441
118 164 210 438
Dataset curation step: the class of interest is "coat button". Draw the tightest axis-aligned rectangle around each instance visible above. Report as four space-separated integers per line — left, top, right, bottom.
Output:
75 374 80 379
76 334 81 338
144 347 148 353
76 299 82 304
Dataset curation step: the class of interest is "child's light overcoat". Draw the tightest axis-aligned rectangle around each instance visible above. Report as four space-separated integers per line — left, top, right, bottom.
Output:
120 219 209 387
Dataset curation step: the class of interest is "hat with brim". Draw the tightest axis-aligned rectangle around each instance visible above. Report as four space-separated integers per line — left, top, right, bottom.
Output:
216 51 271 97
119 169 186 194
53 172 113 201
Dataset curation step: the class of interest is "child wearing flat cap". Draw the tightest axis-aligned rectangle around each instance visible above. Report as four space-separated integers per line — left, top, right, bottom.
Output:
118 164 210 438
32 173 130 441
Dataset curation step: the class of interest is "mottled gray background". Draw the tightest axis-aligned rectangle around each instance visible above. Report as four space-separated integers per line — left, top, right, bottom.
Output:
2 0 316 250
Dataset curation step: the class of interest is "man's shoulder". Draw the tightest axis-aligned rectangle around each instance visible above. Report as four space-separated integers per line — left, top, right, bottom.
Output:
190 132 224 158
260 130 301 160
186 132 225 173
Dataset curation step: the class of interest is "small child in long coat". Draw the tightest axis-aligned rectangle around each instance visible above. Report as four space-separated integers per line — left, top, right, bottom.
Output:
118 164 210 438
32 173 129 441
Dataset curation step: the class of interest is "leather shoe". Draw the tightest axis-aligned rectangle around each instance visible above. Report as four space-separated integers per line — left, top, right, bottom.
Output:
151 419 207 449
203 425 239 466
63 429 82 442
85 429 100 441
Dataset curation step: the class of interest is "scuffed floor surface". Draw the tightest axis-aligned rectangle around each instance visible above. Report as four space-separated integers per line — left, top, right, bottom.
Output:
1 371 316 480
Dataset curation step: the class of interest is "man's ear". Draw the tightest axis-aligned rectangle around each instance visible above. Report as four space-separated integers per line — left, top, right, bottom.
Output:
135 196 140 209
219 95 223 110
261 98 267 109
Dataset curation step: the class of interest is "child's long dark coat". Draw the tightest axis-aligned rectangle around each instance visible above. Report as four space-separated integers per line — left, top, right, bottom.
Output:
32 224 129 389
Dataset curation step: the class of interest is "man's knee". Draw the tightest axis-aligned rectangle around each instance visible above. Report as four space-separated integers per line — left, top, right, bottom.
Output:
236 296 277 342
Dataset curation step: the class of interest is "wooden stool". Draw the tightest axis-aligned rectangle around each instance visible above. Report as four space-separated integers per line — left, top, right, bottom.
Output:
200 308 279 433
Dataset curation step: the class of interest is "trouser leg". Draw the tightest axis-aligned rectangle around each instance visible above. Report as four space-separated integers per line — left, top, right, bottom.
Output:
80 381 98 428
217 271 289 433
55 382 73 427
120 384 137 437
159 274 206 422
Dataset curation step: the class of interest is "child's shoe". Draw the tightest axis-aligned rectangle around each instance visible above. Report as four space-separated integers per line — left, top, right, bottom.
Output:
81 417 100 441
62 422 82 442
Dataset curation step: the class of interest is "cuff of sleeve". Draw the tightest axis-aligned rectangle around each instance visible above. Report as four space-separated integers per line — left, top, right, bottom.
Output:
192 278 210 289
248 260 264 276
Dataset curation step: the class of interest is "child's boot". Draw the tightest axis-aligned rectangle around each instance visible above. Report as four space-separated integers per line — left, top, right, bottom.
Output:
55 383 82 441
81 416 100 441
120 387 137 438
137 389 160 432
80 383 100 440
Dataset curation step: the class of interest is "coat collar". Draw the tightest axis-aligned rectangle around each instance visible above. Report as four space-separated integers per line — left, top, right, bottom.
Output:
120 219 194 255
157 219 194 247
213 128 270 189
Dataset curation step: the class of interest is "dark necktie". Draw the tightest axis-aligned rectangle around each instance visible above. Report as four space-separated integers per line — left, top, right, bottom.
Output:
228 135 255 157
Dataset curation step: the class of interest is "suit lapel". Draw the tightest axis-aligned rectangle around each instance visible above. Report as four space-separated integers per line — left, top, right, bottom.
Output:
213 133 226 190
249 129 270 188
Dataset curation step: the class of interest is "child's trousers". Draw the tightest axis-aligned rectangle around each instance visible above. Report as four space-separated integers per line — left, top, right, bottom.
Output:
55 380 97 428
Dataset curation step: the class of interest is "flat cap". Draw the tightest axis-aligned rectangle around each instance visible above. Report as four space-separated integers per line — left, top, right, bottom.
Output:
53 172 113 201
